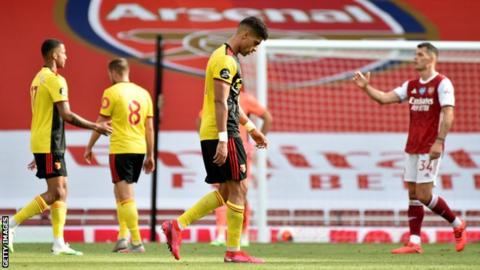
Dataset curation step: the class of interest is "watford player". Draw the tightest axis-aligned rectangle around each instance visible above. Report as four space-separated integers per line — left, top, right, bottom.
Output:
8 39 111 255
84 58 155 253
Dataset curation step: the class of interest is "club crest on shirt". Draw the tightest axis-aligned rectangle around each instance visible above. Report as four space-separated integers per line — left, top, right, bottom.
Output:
428 86 435 95
102 97 110 109
419 87 426 95
220 68 230 80
231 78 242 93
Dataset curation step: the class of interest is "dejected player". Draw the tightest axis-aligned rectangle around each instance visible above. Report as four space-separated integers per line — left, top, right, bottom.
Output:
84 58 155 253
162 16 269 263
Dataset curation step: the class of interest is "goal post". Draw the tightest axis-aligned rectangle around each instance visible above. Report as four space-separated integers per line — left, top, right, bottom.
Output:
247 39 480 243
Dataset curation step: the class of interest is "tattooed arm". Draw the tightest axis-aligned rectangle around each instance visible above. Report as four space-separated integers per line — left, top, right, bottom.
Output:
55 101 112 135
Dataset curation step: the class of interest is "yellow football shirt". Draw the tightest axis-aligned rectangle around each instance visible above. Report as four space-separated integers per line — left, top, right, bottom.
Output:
100 82 153 154
30 67 69 153
199 44 243 140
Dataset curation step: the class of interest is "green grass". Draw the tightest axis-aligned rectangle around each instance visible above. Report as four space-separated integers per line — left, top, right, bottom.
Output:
6 243 480 270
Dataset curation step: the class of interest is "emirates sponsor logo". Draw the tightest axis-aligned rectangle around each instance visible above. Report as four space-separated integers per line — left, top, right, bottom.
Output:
409 97 434 112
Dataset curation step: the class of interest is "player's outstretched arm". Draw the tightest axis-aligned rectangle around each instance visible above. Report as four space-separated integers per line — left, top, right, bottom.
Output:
213 79 230 166
84 115 111 164
352 71 400 105
55 101 112 135
143 116 155 173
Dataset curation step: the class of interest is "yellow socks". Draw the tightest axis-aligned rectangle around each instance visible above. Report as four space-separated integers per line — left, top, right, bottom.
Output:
226 201 245 251
120 198 141 245
50 201 67 239
178 191 224 229
13 195 49 225
116 201 129 240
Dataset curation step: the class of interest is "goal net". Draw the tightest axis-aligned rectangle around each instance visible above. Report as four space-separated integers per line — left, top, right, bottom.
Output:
240 40 480 242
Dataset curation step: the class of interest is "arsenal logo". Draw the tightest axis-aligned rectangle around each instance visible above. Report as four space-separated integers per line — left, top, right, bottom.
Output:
58 0 437 79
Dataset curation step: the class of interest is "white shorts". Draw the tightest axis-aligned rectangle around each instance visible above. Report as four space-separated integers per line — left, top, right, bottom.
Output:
404 154 441 184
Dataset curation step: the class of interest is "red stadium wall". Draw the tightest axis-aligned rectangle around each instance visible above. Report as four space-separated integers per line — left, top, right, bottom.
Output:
1 0 480 131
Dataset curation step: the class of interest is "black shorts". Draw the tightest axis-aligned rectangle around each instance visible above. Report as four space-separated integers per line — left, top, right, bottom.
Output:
109 154 145 184
34 153 67 179
201 137 247 184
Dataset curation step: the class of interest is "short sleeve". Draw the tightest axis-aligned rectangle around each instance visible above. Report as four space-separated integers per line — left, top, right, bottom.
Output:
100 89 115 117
392 81 409 101
146 92 154 117
212 55 237 84
438 78 455 107
47 76 68 103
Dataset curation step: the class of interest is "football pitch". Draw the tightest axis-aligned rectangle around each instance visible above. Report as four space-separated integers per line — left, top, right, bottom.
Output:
6 243 480 270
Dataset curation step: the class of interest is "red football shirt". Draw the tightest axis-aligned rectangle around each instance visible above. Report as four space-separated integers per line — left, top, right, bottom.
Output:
393 73 455 154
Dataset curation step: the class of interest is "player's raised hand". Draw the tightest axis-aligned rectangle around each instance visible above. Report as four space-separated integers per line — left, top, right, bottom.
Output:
250 129 268 149
95 121 113 136
143 155 155 174
27 158 36 171
213 141 228 166
352 71 371 89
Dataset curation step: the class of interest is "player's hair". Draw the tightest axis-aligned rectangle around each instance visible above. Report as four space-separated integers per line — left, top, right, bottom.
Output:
417 42 439 57
239 16 268 40
108 58 129 75
41 39 63 58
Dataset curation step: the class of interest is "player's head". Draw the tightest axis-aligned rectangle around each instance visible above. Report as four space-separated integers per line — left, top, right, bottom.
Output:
236 16 268 57
108 58 130 83
414 42 438 71
41 39 67 68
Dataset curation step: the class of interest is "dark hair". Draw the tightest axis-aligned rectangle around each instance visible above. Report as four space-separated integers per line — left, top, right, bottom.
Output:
108 58 129 74
417 42 438 57
239 16 268 40
41 39 63 58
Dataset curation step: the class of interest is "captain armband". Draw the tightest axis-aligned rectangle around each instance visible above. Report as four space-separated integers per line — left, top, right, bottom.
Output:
244 120 257 133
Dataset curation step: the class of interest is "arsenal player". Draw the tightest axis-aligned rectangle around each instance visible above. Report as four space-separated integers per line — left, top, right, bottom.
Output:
352 42 466 254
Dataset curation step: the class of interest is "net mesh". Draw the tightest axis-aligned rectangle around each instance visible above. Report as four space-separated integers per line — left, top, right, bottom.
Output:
241 43 480 239
241 46 480 132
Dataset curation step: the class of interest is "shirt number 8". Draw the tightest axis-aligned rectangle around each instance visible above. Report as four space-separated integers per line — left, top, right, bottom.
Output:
128 100 141 125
